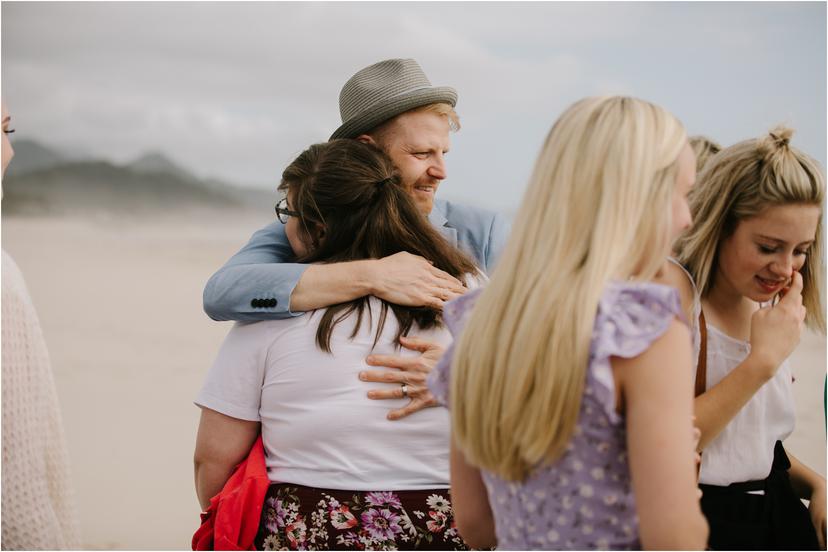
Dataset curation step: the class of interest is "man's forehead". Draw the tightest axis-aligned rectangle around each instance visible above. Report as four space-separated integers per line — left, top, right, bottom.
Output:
401 135 450 150
387 113 451 148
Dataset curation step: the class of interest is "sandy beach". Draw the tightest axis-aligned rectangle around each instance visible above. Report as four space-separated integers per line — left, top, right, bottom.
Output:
2 212 826 549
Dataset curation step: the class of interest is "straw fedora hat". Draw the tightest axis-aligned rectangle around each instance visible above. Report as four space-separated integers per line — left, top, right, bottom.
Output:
330 58 458 140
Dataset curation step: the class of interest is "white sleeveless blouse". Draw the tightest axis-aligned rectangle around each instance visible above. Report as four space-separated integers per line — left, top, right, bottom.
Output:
670 259 796 487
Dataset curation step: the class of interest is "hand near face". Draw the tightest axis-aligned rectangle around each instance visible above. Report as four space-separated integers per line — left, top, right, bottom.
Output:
370 252 468 309
748 271 806 380
359 335 444 420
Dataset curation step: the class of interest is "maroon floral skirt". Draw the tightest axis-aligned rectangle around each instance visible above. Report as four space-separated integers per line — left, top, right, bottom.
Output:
254 483 470 550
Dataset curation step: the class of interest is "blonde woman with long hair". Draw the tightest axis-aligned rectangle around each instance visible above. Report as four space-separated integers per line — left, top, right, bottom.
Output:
427 96 708 550
661 127 825 549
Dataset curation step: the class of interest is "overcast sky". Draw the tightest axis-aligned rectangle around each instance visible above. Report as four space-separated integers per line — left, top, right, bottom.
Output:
2 1 825 213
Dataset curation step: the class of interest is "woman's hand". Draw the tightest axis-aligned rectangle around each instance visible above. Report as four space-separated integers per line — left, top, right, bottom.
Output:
809 482 826 549
359 336 444 420
748 271 806 380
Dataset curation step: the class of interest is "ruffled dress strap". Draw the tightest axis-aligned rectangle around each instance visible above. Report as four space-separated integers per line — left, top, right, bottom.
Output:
428 288 484 408
589 281 686 423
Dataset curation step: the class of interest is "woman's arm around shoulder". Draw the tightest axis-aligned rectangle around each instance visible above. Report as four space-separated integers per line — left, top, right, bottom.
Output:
615 318 708 550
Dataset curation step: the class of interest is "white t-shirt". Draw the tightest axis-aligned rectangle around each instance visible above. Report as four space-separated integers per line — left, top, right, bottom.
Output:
196 296 460 491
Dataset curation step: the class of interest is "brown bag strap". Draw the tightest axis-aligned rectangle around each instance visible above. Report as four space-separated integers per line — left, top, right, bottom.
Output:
694 308 707 397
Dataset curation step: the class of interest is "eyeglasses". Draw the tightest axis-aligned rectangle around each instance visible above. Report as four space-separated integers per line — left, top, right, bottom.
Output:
274 197 300 224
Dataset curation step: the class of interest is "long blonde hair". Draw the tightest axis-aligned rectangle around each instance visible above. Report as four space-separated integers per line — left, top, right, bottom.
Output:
450 96 687 481
676 126 825 331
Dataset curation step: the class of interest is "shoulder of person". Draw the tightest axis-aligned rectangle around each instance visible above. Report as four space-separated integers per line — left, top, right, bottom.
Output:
658 258 695 292
434 199 502 231
594 280 687 350
225 317 312 350
250 219 289 241
654 258 698 320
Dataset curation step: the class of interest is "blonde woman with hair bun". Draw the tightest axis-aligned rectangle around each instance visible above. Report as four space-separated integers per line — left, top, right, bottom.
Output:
689 135 723 174
662 126 825 549
427 96 708 550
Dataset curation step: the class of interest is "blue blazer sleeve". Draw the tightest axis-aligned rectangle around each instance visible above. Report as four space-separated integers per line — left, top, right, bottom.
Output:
202 221 309 321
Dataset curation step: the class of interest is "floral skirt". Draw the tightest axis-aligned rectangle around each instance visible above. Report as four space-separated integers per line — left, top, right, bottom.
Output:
254 483 470 550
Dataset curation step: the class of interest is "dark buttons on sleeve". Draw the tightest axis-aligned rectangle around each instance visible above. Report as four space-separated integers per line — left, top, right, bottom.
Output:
251 299 261 308
268 299 277 308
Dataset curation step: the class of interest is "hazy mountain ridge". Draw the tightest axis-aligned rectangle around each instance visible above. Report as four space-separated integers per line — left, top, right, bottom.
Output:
126 151 196 181
4 139 67 177
2 140 276 216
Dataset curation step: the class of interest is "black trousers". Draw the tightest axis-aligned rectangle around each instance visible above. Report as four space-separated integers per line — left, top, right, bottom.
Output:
699 441 820 550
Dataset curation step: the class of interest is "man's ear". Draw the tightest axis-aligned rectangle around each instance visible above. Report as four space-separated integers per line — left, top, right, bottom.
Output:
355 134 377 146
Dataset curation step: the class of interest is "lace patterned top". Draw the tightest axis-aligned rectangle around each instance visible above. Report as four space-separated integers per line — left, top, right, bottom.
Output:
1 251 81 549
428 281 685 550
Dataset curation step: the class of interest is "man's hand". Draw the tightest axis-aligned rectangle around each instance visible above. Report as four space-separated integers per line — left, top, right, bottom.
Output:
369 252 467 309
359 336 445 420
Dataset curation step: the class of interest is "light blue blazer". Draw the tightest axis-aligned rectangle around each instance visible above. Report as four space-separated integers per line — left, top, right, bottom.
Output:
203 199 511 321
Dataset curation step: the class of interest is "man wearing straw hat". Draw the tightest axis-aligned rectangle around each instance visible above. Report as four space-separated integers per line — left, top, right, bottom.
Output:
203 58 510 419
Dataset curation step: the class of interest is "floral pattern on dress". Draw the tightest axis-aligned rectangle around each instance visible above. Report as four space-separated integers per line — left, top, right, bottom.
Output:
256 486 468 550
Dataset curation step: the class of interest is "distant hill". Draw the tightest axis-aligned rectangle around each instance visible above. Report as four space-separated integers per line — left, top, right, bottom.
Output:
126 152 196 181
1 141 276 217
5 139 66 177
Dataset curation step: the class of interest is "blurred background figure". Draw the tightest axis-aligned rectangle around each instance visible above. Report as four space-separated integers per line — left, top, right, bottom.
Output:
689 135 723 174
1 101 81 548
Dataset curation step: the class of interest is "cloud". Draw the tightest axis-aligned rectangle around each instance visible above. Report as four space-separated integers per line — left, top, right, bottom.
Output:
2 1 824 205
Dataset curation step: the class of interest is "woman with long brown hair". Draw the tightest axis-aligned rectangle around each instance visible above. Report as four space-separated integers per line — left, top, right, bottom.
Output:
193 139 479 550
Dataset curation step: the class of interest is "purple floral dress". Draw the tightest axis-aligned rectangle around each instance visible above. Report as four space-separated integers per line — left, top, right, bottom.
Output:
428 281 685 550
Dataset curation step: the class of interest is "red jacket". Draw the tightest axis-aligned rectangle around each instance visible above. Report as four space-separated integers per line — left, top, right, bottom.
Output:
193 436 270 551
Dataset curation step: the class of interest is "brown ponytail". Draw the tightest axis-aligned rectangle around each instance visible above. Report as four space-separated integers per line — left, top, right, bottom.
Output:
279 139 479 352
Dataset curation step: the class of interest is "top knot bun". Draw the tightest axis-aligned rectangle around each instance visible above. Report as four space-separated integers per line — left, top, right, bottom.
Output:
768 126 793 147
759 125 794 164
